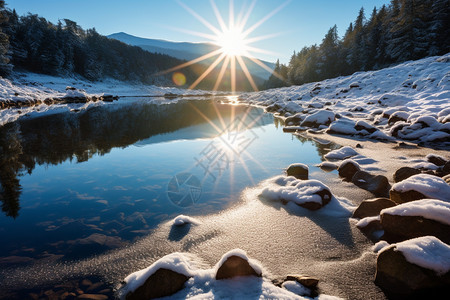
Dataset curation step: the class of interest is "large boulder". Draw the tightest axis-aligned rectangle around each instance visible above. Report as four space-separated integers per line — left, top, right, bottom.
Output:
216 250 262 280
375 236 450 298
125 268 189 300
389 174 450 204
352 198 396 219
380 199 450 243
351 171 391 197
393 167 421 183
338 159 361 181
286 163 309 180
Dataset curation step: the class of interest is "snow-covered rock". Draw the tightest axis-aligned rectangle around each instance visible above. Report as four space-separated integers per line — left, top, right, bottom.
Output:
375 236 450 297
389 174 450 203
239 54 450 146
324 146 358 160
172 215 201 226
380 199 450 244
260 175 354 215
215 249 263 280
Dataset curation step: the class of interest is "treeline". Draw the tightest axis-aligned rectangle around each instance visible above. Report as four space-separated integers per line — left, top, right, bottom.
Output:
0 1 197 84
265 0 449 89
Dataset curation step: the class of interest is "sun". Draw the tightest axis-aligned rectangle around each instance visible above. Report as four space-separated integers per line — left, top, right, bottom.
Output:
158 0 289 92
215 26 248 57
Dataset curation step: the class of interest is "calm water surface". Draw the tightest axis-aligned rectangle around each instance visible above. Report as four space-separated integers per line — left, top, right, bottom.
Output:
0 98 338 295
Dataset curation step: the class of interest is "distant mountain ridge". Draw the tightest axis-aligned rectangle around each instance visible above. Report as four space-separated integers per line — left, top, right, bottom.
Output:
108 32 275 80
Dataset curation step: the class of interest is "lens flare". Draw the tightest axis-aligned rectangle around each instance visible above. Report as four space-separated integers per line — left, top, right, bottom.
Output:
172 72 186 86
158 0 289 93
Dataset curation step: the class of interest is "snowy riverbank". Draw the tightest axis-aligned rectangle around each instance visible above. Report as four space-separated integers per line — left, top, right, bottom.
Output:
241 53 450 147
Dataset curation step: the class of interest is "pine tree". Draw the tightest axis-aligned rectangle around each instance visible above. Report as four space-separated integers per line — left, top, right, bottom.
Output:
0 0 11 75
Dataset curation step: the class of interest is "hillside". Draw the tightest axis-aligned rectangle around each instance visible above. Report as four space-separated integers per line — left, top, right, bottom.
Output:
108 32 275 80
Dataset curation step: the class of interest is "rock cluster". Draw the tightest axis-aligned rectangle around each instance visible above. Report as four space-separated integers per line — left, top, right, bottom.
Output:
351 153 450 297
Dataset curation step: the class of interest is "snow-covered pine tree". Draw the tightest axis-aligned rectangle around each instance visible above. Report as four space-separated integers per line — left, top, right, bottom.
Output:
0 0 11 75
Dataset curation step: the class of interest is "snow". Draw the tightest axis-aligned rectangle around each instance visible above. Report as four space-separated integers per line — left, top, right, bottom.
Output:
390 174 450 201
0 71 211 126
380 199 450 225
122 252 196 294
372 241 390 253
173 215 202 226
301 110 335 126
119 249 341 299
282 281 311 296
356 216 380 228
324 146 358 160
260 176 355 216
382 236 450 276
240 54 450 145
316 161 338 170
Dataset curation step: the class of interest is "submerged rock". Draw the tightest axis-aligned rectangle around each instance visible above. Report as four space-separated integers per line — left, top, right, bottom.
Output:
286 163 309 180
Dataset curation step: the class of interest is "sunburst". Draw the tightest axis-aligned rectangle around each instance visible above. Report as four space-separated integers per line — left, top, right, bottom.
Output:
159 0 288 93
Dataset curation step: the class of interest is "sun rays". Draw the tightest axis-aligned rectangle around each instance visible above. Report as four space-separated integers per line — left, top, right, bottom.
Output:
159 0 288 93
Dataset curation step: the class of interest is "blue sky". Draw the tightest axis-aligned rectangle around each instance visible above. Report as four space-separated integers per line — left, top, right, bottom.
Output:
7 0 391 63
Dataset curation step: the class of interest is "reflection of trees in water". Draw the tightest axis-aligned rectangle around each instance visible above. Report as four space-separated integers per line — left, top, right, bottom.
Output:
0 123 23 218
0 100 268 218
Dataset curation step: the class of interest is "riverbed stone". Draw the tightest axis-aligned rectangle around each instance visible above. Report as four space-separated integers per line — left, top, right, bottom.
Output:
393 167 421 183
351 171 391 197
389 189 427 204
352 198 396 219
286 163 309 180
285 275 319 289
427 155 447 166
380 213 450 244
216 255 261 280
125 268 190 300
375 244 450 297
338 160 360 181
